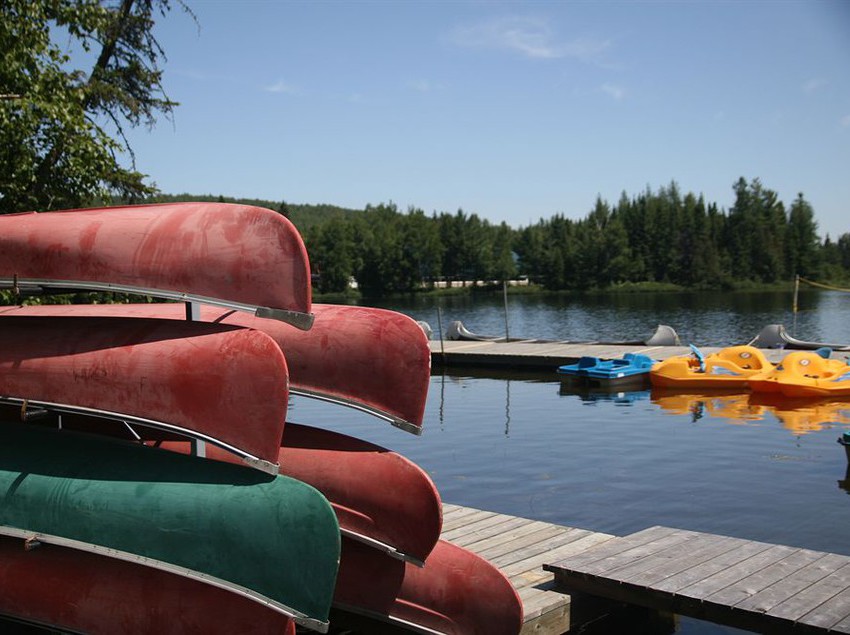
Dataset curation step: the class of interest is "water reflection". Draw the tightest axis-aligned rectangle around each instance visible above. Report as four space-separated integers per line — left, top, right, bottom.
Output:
838 463 850 495
553 377 850 436
433 370 518 436
650 389 850 435
557 381 651 406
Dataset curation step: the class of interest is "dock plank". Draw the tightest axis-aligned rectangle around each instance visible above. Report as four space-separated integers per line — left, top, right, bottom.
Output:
678 544 799 599
705 547 820 607
441 514 528 543
653 539 776 594
545 526 850 634
767 562 850 622
798 585 850 632
735 552 845 613
618 533 740 587
440 508 497 532
472 524 568 561
441 504 615 635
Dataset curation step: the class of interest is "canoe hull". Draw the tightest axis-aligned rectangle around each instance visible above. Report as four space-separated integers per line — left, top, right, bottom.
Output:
0 203 312 328
159 422 442 565
333 538 523 635
0 315 289 472
0 536 296 635
0 423 340 630
2 302 431 431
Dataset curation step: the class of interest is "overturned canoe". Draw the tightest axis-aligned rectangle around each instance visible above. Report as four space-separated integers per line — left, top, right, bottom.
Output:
748 324 850 351
2 302 431 432
158 422 442 565
0 423 340 632
0 535 296 635
0 315 289 473
279 424 441 564
0 203 313 329
333 538 524 635
446 320 680 347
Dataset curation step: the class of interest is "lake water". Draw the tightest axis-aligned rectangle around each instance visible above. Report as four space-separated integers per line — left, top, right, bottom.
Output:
294 290 850 634
370 287 850 347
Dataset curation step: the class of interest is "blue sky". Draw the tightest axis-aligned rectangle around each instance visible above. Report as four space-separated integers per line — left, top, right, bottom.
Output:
121 1 849 238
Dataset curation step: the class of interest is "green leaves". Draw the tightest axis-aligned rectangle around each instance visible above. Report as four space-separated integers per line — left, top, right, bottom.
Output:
0 0 181 213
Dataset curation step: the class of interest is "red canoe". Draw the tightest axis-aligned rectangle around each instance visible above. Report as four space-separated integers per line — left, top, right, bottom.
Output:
0 535 296 635
0 316 288 474
0 202 313 329
158 422 442 566
333 538 524 635
2 302 431 432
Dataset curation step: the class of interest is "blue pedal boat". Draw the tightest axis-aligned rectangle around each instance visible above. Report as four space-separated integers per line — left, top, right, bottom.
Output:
557 353 655 388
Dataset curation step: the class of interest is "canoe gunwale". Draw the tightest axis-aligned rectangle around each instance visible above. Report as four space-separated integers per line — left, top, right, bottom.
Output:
1 277 314 331
339 528 425 568
291 388 422 435
0 524 328 633
0 396 280 475
332 603 443 635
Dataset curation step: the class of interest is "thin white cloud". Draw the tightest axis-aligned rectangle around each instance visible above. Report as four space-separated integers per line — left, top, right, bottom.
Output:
600 83 625 100
265 80 302 95
451 16 610 63
406 79 439 93
802 78 828 94
840 114 850 128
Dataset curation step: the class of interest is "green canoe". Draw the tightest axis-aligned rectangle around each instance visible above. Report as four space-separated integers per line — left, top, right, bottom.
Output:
0 423 340 632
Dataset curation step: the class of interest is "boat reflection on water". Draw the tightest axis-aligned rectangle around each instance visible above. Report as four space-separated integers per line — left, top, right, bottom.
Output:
650 389 764 425
650 389 850 436
557 379 850 436
557 382 651 406
838 463 850 495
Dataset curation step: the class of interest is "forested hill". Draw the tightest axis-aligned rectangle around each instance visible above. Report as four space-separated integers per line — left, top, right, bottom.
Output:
149 179 850 298
149 193 361 232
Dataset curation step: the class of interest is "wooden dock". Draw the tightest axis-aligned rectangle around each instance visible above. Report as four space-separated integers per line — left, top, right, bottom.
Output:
430 340 787 373
544 525 850 634
443 505 850 634
441 504 616 634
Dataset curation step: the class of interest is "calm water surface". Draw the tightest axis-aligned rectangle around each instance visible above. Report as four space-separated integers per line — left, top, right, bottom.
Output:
369 288 850 347
299 291 850 634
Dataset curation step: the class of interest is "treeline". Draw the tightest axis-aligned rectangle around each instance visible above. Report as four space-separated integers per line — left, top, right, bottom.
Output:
300 178 850 296
148 194 357 232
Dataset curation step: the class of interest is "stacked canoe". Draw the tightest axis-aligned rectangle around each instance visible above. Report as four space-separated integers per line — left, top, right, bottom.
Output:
0 203 523 634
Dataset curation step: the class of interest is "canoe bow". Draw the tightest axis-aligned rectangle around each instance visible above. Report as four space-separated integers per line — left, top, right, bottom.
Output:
0 203 313 329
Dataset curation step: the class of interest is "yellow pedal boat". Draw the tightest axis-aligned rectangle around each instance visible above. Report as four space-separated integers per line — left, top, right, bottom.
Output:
649 345 773 389
748 350 850 398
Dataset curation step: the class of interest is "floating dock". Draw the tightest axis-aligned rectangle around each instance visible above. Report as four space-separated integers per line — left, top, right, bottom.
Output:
545 525 850 634
444 504 850 634
430 341 787 373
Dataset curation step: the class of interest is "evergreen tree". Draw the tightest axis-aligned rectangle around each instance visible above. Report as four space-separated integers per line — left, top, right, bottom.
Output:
786 193 821 279
1 0 190 212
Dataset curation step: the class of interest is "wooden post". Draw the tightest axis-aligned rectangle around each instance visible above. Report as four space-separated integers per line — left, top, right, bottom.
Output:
503 280 510 340
436 306 445 366
792 274 799 335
